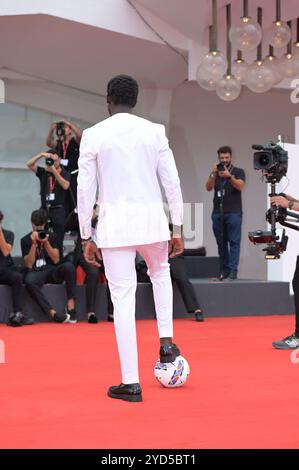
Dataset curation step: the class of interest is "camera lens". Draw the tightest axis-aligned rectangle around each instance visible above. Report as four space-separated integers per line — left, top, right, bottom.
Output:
38 230 47 240
258 154 270 167
45 157 54 166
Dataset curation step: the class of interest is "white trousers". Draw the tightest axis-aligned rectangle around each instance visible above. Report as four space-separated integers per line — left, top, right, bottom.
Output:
101 241 173 384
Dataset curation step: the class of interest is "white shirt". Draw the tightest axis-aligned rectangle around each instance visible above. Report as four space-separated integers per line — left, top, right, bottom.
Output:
77 113 183 248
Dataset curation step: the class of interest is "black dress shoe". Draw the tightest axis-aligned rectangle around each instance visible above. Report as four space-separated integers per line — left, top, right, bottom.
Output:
107 383 142 402
159 343 180 363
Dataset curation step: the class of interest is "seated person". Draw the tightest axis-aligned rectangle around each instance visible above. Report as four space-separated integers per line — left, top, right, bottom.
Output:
0 210 34 327
135 237 204 322
21 209 77 323
65 205 113 323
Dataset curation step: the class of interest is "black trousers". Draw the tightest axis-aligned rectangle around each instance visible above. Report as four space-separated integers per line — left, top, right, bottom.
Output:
169 256 200 312
77 253 113 316
77 254 100 313
0 266 23 313
24 262 76 315
48 206 65 254
293 256 299 336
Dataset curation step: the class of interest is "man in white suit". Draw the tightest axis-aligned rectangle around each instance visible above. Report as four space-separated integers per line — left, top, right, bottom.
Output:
77 75 184 402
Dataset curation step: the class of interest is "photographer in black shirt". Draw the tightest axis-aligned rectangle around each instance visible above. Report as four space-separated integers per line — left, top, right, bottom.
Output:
26 149 71 254
206 146 245 280
46 120 82 214
21 209 77 323
0 210 34 327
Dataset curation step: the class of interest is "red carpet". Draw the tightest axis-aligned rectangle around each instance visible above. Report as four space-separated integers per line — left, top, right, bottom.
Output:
0 315 299 449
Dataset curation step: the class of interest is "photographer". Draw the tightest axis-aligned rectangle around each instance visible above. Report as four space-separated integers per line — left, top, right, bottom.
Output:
0 211 34 327
271 194 299 349
206 146 245 280
21 209 77 323
46 120 82 212
26 149 71 253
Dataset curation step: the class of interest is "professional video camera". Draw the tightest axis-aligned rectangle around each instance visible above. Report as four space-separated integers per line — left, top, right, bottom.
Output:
56 121 65 138
248 142 299 259
252 142 288 183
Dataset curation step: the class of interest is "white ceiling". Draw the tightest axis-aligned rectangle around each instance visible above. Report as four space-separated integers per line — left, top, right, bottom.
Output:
0 14 187 95
1 0 299 99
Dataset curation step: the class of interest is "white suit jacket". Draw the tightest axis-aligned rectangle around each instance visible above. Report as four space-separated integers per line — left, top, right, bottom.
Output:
77 113 183 248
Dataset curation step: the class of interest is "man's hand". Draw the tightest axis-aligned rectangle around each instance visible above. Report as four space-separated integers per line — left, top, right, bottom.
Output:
30 231 39 244
83 240 102 267
271 195 288 208
218 167 231 179
168 236 184 259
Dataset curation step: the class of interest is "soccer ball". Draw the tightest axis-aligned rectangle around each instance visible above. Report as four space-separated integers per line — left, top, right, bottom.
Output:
154 355 190 388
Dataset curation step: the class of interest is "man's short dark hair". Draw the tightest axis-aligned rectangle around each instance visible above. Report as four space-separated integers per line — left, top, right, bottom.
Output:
46 148 59 156
217 146 232 156
107 75 139 108
31 209 48 226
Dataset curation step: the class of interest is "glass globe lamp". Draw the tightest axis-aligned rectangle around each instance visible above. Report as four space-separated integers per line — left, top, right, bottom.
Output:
216 75 242 101
266 21 291 49
244 60 276 93
229 17 262 51
232 59 249 83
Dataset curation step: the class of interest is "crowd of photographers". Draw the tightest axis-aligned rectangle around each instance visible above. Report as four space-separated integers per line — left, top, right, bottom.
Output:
0 120 114 327
0 121 249 328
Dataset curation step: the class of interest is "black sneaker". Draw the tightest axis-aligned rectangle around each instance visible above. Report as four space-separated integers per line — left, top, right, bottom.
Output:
194 310 204 322
228 271 237 280
53 312 71 323
272 334 299 349
219 272 230 281
88 313 98 324
159 343 180 363
20 314 34 325
7 312 24 327
67 308 77 324
107 383 142 402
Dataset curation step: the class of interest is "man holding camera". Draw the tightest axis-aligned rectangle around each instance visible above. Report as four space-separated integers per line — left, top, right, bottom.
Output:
46 120 82 212
206 146 245 280
26 149 71 254
271 194 299 349
21 209 77 323
0 211 34 326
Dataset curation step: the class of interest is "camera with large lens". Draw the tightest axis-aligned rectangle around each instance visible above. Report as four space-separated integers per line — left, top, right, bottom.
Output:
248 141 298 259
45 157 54 166
252 142 288 183
217 163 225 172
56 121 65 138
37 229 48 241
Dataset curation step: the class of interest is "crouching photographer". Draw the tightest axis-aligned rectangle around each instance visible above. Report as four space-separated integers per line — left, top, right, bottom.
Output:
21 209 77 323
0 211 34 327
26 150 71 254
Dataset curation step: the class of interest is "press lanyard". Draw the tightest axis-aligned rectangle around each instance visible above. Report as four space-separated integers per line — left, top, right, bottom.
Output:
62 141 69 158
49 176 56 193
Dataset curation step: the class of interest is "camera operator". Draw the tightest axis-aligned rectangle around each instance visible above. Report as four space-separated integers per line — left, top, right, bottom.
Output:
206 146 245 280
26 149 71 254
46 120 82 213
21 209 77 323
0 211 34 327
270 194 299 349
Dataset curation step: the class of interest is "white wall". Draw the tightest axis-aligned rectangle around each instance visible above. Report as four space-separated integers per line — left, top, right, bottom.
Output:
169 81 299 279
